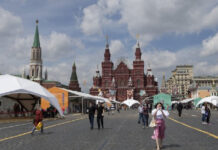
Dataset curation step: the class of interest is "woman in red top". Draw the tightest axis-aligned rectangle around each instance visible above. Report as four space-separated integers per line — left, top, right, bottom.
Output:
31 106 43 134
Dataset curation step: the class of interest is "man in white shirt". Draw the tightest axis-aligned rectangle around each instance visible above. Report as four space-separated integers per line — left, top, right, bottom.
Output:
201 103 206 124
138 104 143 124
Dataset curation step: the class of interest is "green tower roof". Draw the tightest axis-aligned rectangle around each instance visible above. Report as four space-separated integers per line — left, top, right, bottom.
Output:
32 20 40 48
70 62 78 81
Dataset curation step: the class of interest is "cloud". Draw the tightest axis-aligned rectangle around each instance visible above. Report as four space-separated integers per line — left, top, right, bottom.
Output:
142 50 177 69
80 0 121 35
0 7 23 43
195 62 218 75
201 33 218 56
110 40 124 55
42 32 85 62
81 0 218 44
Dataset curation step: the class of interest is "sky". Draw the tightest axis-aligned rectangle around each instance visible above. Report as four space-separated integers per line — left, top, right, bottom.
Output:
0 0 218 92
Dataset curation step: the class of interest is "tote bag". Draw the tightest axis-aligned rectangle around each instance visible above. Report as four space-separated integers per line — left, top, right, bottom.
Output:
149 117 156 128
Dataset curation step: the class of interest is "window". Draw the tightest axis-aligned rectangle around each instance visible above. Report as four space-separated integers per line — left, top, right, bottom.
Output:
36 68 39 77
32 69 34 76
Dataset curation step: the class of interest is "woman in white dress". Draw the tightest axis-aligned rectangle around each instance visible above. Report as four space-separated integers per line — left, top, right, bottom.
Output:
152 102 169 150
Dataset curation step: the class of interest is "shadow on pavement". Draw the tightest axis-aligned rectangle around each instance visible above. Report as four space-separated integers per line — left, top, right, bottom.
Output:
162 144 180 149
41 131 54 135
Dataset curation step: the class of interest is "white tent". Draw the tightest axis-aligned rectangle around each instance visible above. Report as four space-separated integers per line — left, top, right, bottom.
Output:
196 96 218 107
62 88 111 103
180 98 194 104
121 99 140 108
171 101 179 104
111 99 121 104
0 74 63 116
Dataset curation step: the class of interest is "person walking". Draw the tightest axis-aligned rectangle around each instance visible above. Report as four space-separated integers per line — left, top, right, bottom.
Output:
31 106 43 135
151 102 169 150
201 103 206 124
142 104 149 128
177 102 183 117
96 103 104 129
205 104 211 124
138 104 143 124
88 102 96 130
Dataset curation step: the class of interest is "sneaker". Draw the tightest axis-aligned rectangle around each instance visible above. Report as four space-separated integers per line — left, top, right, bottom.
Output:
142 126 145 129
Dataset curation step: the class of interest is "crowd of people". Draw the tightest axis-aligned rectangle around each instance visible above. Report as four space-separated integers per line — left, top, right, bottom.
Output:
29 99 213 150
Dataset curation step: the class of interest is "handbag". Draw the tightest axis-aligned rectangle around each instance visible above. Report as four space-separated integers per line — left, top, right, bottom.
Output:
36 122 42 130
149 117 156 128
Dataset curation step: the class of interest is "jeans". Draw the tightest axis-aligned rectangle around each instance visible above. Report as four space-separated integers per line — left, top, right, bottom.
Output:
89 115 94 129
202 114 206 122
97 116 104 129
178 110 182 117
142 114 149 127
138 113 143 123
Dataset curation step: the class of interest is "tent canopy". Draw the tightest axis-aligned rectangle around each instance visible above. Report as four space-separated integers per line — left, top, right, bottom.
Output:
194 98 202 107
0 74 63 116
111 99 121 104
196 96 218 107
171 101 179 104
121 99 140 108
61 88 111 103
180 98 194 104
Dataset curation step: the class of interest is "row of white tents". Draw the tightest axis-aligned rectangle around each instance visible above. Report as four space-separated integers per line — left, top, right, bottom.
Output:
172 96 218 107
2 74 215 118
0 74 140 117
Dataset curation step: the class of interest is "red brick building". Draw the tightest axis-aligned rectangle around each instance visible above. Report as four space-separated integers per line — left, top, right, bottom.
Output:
90 41 158 102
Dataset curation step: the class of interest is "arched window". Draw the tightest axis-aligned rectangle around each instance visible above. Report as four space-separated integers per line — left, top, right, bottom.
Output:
137 79 140 88
36 68 39 77
32 69 34 77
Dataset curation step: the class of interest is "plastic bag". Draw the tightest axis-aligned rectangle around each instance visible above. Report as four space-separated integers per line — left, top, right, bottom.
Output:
36 122 42 130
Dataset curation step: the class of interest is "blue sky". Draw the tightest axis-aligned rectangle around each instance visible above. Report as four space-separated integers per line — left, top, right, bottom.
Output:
0 0 218 92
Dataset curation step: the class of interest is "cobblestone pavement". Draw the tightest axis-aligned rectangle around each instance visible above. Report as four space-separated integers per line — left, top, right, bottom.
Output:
0 110 217 150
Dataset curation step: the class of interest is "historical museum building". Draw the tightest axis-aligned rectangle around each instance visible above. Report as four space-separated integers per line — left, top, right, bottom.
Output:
90 41 158 102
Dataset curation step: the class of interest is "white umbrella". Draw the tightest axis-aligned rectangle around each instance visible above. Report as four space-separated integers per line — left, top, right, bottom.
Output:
121 99 140 108
196 96 218 107
0 74 63 116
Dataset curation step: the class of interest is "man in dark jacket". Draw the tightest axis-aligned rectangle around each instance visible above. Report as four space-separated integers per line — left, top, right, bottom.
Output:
96 103 104 129
88 102 96 130
177 102 183 117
